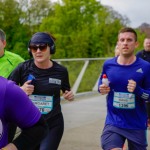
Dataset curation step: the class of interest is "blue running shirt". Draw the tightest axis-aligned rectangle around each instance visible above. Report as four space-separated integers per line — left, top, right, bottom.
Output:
98 57 150 130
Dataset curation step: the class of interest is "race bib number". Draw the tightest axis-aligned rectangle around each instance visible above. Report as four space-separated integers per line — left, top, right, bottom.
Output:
113 92 135 109
29 95 53 114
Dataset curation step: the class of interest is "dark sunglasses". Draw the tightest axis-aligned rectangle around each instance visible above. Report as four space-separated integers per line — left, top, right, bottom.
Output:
29 44 48 53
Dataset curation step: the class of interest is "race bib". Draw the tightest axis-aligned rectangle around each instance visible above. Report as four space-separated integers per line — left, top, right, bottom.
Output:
113 92 135 109
29 95 53 114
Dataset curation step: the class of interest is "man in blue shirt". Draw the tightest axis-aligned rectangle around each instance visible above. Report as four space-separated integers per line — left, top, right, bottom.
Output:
98 27 150 150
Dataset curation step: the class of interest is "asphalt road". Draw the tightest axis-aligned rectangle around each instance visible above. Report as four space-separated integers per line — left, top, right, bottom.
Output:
59 94 150 150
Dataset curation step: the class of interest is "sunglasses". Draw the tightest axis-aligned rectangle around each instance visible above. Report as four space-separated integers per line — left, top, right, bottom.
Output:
29 44 48 53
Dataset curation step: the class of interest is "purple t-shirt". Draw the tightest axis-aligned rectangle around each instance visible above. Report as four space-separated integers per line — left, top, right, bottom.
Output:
0 77 41 148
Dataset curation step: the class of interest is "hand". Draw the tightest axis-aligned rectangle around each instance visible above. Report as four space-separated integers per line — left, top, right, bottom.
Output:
20 80 34 95
99 84 110 95
63 90 74 101
127 79 136 93
1 143 18 150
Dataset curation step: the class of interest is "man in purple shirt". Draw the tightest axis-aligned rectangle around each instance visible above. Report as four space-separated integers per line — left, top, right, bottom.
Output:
0 77 48 150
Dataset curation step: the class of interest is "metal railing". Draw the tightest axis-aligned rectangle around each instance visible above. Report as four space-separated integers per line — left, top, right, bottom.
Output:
54 57 111 95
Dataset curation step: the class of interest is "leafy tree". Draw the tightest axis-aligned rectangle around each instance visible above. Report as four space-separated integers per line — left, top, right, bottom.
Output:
40 0 128 58
18 0 54 34
0 0 30 59
0 0 144 59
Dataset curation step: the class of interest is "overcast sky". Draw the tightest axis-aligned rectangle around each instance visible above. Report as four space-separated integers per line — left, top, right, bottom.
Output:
100 0 150 28
52 0 149 28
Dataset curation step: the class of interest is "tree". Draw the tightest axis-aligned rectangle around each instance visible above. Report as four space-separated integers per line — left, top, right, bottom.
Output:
0 0 29 59
18 0 54 33
0 0 135 59
40 0 128 58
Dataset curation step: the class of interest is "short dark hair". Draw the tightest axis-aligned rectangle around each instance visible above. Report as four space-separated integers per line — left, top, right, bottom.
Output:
118 27 137 41
0 29 6 41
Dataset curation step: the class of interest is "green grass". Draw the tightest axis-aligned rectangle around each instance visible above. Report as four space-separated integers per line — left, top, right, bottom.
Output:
61 60 105 93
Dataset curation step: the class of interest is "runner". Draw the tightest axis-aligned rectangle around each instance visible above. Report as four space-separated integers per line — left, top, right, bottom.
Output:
98 27 150 150
8 32 74 150
0 29 24 78
0 76 48 150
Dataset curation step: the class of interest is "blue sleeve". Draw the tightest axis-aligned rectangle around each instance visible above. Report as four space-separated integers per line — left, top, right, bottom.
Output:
134 65 150 102
134 85 150 101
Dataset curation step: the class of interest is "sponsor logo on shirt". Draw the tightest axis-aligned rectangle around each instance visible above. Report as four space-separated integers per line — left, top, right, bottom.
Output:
136 68 143 73
49 78 61 85
141 92 149 100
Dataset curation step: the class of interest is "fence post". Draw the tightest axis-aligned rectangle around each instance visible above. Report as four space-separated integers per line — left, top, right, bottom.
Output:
72 60 89 94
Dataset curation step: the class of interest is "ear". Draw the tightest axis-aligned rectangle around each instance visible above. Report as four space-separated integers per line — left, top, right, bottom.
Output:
135 41 139 48
2 40 6 48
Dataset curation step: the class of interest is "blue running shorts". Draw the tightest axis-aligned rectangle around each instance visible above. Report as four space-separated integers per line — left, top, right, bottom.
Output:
101 124 148 150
